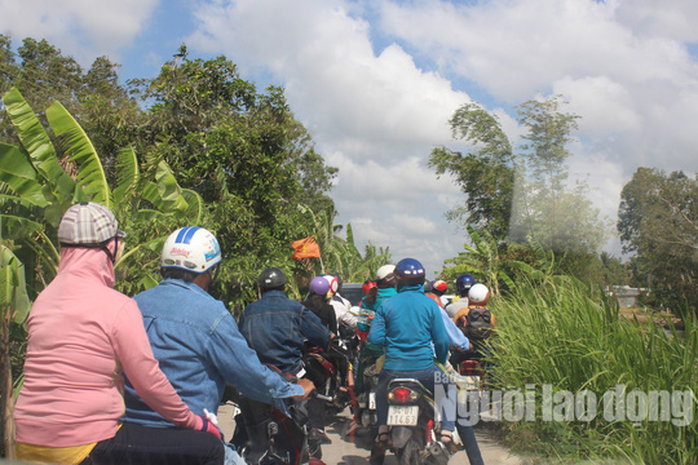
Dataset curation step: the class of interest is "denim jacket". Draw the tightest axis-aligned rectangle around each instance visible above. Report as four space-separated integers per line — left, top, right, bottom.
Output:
239 290 331 374
123 279 303 428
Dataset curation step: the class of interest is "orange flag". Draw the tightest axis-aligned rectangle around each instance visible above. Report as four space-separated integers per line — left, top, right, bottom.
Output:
291 236 321 259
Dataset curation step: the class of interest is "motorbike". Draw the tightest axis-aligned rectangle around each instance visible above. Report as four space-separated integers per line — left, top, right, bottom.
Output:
454 358 484 391
226 375 327 465
354 352 381 428
384 378 452 465
304 326 357 416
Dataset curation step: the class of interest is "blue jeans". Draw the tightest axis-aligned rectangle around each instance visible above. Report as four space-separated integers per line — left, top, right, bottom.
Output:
456 422 485 465
375 365 455 432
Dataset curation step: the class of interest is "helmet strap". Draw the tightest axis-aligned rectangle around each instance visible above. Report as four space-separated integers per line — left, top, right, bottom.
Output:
100 236 119 265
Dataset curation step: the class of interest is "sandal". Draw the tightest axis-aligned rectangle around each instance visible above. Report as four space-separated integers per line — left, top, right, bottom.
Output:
439 432 459 453
375 430 391 447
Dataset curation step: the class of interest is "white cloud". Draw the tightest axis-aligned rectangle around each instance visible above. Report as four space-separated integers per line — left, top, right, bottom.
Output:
553 75 640 135
378 0 697 246
5 0 696 273
185 0 698 268
189 0 469 156
0 0 158 64
614 0 698 42
187 0 475 274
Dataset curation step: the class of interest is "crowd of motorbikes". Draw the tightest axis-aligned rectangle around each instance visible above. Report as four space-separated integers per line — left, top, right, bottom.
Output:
224 308 488 465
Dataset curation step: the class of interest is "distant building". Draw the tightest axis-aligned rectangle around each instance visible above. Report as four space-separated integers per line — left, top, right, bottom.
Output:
608 286 646 308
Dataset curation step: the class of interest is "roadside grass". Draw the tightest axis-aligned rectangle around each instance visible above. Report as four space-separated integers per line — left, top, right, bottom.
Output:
486 277 697 464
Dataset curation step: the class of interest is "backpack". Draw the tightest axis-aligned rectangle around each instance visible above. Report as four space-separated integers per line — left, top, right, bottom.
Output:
459 306 493 341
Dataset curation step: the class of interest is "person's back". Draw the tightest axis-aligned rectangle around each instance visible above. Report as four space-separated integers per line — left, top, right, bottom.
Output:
239 268 333 446
369 281 449 371
124 230 308 428
239 268 331 375
445 273 475 318
302 276 337 333
453 283 496 354
125 278 262 423
367 258 452 465
14 203 219 465
16 247 139 446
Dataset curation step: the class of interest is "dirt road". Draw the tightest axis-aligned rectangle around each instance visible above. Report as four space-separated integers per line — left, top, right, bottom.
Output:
218 402 525 464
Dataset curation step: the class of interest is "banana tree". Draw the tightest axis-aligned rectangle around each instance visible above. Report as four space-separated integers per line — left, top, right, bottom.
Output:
0 245 30 458
0 87 205 454
294 204 390 282
443 225 515 296
0 87 203 290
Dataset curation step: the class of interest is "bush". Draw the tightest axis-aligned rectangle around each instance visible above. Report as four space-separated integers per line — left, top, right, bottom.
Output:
487 278 697 464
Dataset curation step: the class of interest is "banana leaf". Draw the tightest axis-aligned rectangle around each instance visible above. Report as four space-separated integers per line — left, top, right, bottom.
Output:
0 143 48 207
2 88 82 207
113 146 140 202
141 161 189 216
46 100 110 207
181 189 203 224
0 245 31 325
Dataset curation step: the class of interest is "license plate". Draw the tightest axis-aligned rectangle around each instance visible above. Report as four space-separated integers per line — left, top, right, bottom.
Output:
461 375 481 391
369 392 376 410
387 405 419 426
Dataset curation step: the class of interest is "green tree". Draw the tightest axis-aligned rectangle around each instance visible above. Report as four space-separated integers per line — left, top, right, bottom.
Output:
431 97 609 280
0 245 30 457
429 103 515 239
293 205 391 283
441 225 516 296
0 35 143 179
618 167 697 315
511 97 608 253
130 46 339 306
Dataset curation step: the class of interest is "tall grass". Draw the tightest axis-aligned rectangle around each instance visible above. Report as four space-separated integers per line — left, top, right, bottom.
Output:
488 277 697 464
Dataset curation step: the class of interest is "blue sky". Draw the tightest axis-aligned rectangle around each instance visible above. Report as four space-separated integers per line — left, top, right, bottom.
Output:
2 0 697 278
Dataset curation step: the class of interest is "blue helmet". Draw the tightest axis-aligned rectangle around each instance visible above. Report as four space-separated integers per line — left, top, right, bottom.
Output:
395 258 426 285
455 274 475 296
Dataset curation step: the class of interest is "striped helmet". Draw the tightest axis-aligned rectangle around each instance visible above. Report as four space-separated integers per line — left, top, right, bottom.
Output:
160 227 222 273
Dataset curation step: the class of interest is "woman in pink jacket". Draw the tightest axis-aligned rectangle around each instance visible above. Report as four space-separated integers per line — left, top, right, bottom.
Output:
14 202 223 465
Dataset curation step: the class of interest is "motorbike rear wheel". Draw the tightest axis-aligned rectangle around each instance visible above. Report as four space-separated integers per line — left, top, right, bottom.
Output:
397 437 423 465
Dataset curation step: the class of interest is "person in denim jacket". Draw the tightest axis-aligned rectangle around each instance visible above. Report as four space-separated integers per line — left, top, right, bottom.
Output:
239 267 332 374
238 267 333 444
122 227 313 465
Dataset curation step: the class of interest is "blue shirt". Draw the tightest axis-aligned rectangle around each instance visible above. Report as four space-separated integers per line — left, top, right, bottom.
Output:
123 278 303 428
239 289 331 374
367 283 450 371
358 286 397 332
440 308 470 352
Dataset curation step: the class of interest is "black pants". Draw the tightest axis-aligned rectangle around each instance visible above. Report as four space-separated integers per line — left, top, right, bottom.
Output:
82 422 224 465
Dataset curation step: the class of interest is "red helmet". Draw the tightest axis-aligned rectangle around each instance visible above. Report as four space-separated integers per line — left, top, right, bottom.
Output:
362 280 377 295
432 279 448 294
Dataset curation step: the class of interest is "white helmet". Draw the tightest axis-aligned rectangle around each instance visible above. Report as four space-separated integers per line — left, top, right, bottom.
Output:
468 283 490 305
321 274 339 295
376 264 396 282
161 227 222 273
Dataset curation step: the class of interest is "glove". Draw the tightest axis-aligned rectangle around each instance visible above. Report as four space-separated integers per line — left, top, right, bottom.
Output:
197 414 222 440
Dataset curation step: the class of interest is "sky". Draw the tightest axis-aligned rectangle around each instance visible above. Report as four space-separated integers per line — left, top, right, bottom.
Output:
1 0 697 278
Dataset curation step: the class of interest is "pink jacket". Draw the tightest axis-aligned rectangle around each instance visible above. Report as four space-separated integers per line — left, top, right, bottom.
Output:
14 247 199 447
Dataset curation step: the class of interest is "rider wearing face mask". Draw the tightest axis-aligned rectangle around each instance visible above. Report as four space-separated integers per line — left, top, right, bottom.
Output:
14 204 221 465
